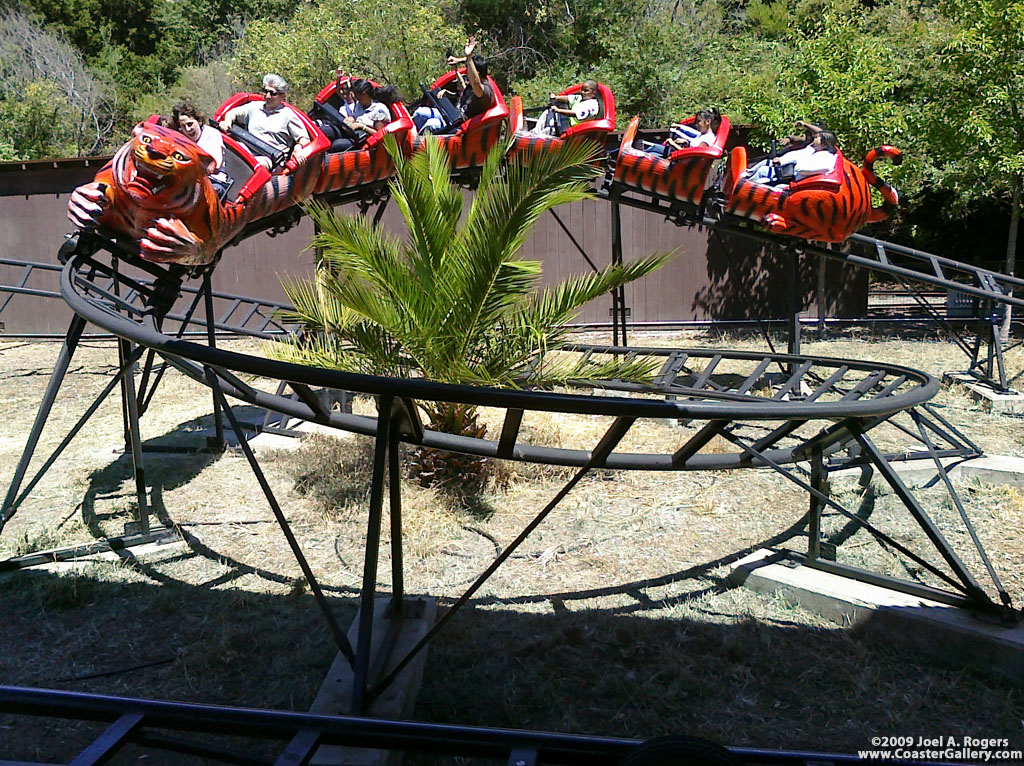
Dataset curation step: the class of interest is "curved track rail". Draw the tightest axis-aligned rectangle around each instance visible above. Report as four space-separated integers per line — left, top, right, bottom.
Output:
0 231 1014 765
2 134 1021 762
61 244 938 470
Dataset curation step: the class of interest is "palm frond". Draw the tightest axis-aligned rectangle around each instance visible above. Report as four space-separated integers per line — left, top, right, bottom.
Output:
386 135 463 282
277 270 357 332
523 252 674 333
282 136 670 394
447 141 603 358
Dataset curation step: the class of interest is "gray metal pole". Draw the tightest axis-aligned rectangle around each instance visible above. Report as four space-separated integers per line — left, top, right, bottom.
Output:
0 313 87 531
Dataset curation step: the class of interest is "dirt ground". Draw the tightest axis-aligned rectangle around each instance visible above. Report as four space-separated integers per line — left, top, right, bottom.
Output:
0 331 1022 764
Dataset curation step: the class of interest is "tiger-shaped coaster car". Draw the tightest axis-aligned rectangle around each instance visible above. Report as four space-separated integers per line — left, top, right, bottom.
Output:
723 144 901 243
67 122 236 266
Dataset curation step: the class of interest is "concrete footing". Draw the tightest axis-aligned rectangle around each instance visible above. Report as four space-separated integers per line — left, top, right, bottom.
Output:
730 549 1024 687
308 596 437 766
943 372 1024 414
826 453 1024 487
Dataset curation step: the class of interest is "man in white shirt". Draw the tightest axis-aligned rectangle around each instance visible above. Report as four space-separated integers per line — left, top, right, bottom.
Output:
219 74 312 171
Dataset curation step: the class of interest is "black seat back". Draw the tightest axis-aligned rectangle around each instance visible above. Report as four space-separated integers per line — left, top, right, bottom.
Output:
219 143 256 202
420 83 463 130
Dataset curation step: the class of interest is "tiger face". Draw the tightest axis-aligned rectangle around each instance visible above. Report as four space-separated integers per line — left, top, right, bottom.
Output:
68 120 231 265
117 123 215 209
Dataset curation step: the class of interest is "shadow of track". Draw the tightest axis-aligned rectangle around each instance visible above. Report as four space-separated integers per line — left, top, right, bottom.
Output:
1 565 1020 765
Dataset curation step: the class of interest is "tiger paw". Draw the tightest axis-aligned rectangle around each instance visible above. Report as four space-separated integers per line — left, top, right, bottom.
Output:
67 182 109 230
764 213 788 232
140 217 209 265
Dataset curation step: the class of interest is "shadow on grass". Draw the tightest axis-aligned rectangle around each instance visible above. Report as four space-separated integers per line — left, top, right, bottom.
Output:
79 404 267 531
4 410 1017 763
0 562 1021 766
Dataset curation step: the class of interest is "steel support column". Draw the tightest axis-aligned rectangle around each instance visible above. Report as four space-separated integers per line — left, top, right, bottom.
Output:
0 312 87 532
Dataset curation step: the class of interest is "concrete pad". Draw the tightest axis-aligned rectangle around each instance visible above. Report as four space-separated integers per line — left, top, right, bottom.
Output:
943 372 1024 414
730 549 1024 687
194 419 353 453
308 596 437 766
827 454 1024 487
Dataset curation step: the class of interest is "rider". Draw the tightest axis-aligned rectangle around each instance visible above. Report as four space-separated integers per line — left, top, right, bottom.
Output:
531 80 600 137
343 81 395 140
744 129 839 186
641 109 718 158
218 74 312 172
170 100 230 197
413 36 495 133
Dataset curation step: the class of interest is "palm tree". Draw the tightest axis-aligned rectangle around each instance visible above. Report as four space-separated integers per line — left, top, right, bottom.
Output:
268 134 670 489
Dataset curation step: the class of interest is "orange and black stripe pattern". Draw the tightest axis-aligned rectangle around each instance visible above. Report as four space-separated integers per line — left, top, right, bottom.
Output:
614 150 713 206
724 146 900 243
414 121 504 170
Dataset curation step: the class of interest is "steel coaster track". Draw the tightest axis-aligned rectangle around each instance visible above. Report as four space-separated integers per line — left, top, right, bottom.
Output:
60 245 940 467
0 254 294 339
604 185 1024 389
0 686 969 766
604 187 1024 310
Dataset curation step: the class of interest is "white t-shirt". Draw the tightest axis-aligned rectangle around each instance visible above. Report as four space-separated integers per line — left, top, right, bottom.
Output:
350 100 391 130
235 101 309 154
688 129 716 148
196 124 225 170
779 145 838 180
568 95 599 125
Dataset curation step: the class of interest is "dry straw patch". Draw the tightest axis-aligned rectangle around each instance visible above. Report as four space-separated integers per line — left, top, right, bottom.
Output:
1 334 1023 763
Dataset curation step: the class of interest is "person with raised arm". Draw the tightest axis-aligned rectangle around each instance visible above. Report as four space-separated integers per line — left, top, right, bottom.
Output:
412 36 495 133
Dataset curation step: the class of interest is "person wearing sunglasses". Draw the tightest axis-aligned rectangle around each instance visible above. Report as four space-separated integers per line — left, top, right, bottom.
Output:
219 73 312 171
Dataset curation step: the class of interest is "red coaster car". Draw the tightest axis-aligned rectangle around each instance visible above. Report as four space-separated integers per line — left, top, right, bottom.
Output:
306 78 415 196
214 93 330 175
410 69 509 170
612 113 731 208
723 144 901 243
509 82 616 157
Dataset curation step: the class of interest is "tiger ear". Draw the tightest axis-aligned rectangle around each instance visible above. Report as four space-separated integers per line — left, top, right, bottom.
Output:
132 122 146 136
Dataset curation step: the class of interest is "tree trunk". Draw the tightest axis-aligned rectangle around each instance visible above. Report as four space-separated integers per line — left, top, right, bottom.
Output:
1002 175 1021 342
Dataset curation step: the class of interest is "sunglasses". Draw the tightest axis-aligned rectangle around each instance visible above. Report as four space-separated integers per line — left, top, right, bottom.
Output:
263 88 280 96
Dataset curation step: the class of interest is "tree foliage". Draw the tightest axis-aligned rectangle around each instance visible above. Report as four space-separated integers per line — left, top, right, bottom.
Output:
230 0 464 105
0 9 114 158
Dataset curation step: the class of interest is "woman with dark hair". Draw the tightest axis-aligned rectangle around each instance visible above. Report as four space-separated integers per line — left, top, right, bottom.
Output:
172 100 225 170
640 108 719 158
745 128 839 185
170 100 230 196
668 109 718 150
334 80 392 145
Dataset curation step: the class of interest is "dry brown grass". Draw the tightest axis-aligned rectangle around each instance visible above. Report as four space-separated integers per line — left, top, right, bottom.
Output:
1 333 1023 764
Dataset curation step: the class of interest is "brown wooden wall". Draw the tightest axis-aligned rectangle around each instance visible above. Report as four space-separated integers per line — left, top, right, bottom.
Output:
0 163 867 336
